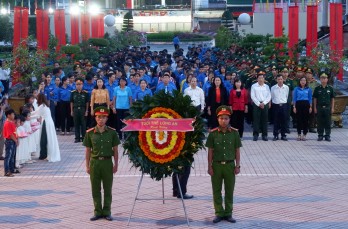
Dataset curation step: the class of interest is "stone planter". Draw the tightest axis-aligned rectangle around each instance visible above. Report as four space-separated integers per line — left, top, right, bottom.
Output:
8 97 25 114
332 95 348 128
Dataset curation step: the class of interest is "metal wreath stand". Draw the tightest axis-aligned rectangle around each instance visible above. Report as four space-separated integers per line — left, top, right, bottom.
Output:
127 172 190 227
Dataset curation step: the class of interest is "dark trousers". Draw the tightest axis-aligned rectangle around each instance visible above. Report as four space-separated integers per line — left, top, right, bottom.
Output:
172 165 191 196
174 44 179 50
231 110 245 137
246 103 253 124
116 109 128 139
252 103 269 137
1 79 9 95
208 102 222 129
4 139 16 174
295 101 310 135
317 106 332 137
273 103 288 137
309 99 317 129
55 102 60 129
73 107 87 141
39 121 48 160
60 101 71 132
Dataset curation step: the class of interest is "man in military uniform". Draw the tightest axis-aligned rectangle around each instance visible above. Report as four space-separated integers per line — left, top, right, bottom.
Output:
206 105 242 224
70 78 89 143
83 107 120 221
313 72 335 141
306 68 320 133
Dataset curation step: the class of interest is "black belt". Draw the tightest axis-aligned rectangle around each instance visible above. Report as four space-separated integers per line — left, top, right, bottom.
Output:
92 156 112 160
214 160 233 164
275 103 287 106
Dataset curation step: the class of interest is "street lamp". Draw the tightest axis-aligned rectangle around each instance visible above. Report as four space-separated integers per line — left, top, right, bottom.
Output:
70 4 80 15
88 4 101 15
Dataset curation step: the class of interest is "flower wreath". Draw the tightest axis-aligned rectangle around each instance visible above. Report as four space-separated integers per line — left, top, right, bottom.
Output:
123 90 206 181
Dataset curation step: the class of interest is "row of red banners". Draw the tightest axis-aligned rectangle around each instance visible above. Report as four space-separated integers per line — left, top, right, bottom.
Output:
13 7 105 50
273 3 343 80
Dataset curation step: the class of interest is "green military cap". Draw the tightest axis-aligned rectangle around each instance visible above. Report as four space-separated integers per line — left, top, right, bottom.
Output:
94 106 109 116
295 65 306 72
279 66 289 72
319 71 329 78
75 77 84 83
216 105 232 117
305 68 315 74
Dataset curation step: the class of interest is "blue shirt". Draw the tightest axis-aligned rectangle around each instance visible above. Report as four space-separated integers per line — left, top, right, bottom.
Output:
135 88 153 101
105 81 118 101
68 82 76 91
293 86 312 104
52 85 60 102
173 36 180 45
45 84 55 101
0 81 4 98
58 86 71 102
155 82 177 96
113 86 132 109
140 74 151 85
129 82 140 101
197 73 206 88
83 81 95 96
203 81 212 97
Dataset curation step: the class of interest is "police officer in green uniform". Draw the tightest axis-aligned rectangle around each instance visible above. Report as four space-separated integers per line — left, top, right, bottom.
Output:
83 107 120 221
313 72 335 141
71 78 89 143
206 105 242 224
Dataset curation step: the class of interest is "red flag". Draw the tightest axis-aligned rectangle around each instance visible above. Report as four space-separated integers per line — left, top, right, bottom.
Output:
126 0 132 9
274 8 283 37
288 6 299 58
330 3 343 80
21 8 29 41
80 14 90 40
91 14 105 38
36 9 49 50
97 14 105 38
70 15 79 45
306 5 318 57
54 9 66 51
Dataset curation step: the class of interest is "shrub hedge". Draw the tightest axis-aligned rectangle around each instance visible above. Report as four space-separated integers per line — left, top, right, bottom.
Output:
147 32 213 42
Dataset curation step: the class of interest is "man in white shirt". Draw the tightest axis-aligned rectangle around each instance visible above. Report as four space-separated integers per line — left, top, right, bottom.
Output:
0 60 11 95
250 70 271 141
184 77 205 113
271 75 289 141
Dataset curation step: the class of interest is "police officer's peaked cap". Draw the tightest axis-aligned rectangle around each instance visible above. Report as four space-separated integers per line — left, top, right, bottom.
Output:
94 106 110 116
319 71 329 78
305 68 315 74
216 105 232 117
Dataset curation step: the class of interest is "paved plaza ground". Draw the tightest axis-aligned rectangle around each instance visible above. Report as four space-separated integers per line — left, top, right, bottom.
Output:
0 123 348 229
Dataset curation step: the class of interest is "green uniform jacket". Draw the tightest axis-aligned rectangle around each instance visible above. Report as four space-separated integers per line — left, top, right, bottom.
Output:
313 85 335 107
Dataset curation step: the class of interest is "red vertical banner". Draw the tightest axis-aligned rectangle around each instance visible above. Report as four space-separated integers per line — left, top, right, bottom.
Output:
54 9 67 50
330 3 343 81
98 14 105 38
306 5 318 57
80 14 90 40
71 15 79 45
13 7 22 48
21 8 29 41
36 9 49 50
274 8 283 37
126 0 132 9
288 6 299 58
91 15 98 38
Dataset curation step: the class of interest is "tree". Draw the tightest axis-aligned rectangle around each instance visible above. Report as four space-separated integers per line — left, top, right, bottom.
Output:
122 11 134 32
0 15 13 43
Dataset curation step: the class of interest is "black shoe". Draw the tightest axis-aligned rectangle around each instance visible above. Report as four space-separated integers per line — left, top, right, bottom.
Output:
104 215 113 221
90 215 103 221
224 216 236 223
325 136 331 142
173 191 177 197
74 139 80 143
317 136 323 141
177 194 193 199
309 128 317 133
213 216 223 223
281 136 288 141
4 172 14 177
262 136 268 141
0 156 4 160
253 136 258 141
273 136 278 141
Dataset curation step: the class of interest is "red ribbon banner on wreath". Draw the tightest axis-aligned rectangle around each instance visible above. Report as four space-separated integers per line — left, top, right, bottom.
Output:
122 118 195 132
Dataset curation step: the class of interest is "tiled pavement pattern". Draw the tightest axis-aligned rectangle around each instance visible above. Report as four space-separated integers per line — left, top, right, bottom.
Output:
1 124 348 229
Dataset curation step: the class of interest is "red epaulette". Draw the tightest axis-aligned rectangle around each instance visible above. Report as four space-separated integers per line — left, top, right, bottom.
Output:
229 127 238 132
210 127 219 132
86 127 95 133
107 126 116 131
